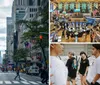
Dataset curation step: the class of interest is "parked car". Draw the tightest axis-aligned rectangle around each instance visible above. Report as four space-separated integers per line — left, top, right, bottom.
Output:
28 65 39 76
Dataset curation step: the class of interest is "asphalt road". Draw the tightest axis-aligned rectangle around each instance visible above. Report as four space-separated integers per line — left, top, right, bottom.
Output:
0 71 47 85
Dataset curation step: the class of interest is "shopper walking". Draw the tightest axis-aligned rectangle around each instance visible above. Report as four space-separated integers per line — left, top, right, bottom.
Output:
14 67 21 80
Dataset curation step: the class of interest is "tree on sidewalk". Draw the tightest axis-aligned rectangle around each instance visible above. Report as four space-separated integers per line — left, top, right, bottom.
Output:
12 48 29 67
16 4 49 67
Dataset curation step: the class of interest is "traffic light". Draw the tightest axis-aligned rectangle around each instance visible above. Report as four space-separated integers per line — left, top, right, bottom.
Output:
39 35 43 40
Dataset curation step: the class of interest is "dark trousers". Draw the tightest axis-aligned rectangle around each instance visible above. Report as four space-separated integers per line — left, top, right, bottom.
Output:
14 74 21 80
86 80 100 85
94 82 100 85
41 77 48 84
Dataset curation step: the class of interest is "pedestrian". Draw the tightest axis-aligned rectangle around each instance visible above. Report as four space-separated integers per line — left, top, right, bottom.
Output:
14 67 21 80
50 44 68 85
83 44 100 85
62 29 65 38
66 52 77 85
65 30 70 39
41 67 46 83
78 51 89 85
41 67 48 84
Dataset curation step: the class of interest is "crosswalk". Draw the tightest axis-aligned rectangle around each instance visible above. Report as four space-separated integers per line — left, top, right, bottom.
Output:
0 80 43 85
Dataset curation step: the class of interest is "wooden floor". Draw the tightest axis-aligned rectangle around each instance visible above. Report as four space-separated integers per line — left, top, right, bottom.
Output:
57 30 91 42
50 23 91 42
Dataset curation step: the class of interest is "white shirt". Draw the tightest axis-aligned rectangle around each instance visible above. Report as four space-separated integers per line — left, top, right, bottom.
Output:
50 56 68 85
87 56 100 83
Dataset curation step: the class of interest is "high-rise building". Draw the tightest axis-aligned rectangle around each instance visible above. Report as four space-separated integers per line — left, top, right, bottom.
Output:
12 0 27 53
18 0 43 49
0 51 1 64
6 17 13 64
11 0 48 67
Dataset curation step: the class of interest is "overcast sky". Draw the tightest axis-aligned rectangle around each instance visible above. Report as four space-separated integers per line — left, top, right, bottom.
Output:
0 0 13 57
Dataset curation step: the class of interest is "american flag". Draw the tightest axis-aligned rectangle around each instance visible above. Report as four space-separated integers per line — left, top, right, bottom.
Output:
24 41 31 48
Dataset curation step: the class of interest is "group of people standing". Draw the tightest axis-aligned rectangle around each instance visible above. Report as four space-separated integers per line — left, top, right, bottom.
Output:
92 7 100 17
66 51 89 85
50 44 100 85
90 24 100 42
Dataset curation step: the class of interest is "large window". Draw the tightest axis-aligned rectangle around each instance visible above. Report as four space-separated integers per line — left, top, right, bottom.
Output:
18 0 20 5
38 0 40 6
29 0 35 6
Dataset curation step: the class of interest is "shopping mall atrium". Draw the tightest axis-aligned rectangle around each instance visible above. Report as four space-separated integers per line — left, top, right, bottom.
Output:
50 0 100 42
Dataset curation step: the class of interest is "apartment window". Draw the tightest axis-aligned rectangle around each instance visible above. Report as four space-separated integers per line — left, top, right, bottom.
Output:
18 0 20 5
29 0 35 6
32 14 33 17
30 8 31 12
33 8 35 12
34 8 37 12
32 8 33 12
20 0 21 5
22 0 23 5
36 8 37 12
38 7 41 11
23 0 24 5
38 0 40 6
31 8 34 12
17 0 18 5
30 14 33 18
20 0 22 5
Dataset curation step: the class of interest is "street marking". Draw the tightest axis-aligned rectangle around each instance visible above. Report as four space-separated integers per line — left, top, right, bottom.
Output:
21 77 27 81
36 81 42 84
0 80 43 85
5 81 12 84
29 81 38 84
0 73 15 74
21 81 30 84
0 81 3 84
13 81 20 84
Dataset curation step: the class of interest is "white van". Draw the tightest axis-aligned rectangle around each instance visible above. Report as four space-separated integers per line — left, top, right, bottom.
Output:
28 65 39 75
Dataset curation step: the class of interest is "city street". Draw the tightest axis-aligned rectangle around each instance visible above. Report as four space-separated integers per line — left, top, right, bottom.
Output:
0 71 46 85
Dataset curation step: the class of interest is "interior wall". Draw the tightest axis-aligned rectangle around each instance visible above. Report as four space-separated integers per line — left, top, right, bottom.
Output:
61 44 92 56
